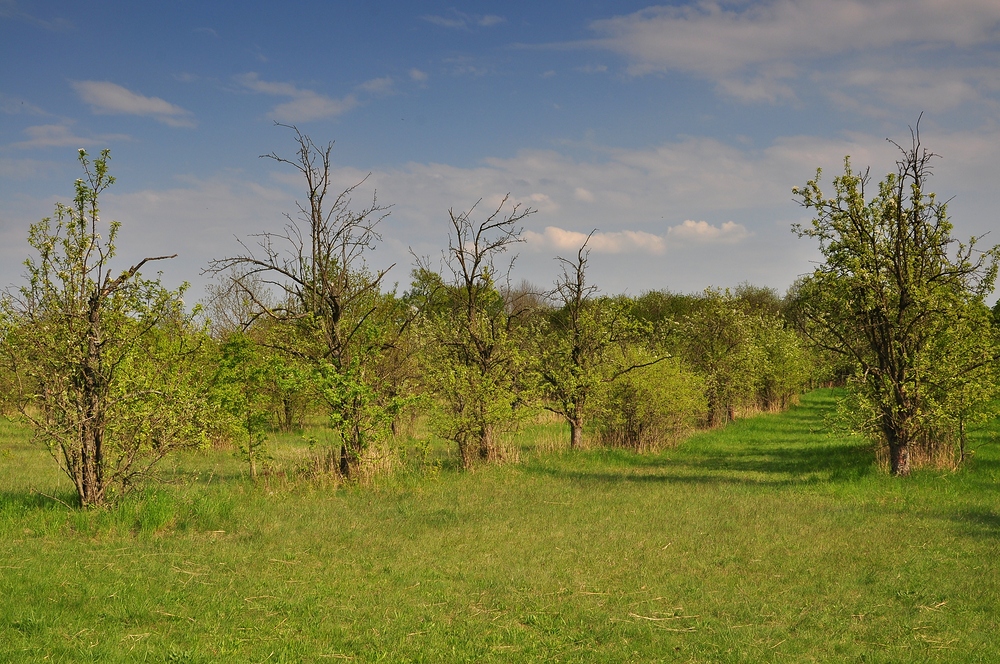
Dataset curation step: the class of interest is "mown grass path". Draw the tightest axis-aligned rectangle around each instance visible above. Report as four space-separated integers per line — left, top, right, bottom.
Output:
2 390 999 662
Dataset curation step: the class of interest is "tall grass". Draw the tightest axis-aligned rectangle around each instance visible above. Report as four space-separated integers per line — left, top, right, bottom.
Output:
2 390 999 661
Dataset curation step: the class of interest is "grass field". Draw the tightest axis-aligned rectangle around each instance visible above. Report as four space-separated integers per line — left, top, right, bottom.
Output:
2 389 1000 662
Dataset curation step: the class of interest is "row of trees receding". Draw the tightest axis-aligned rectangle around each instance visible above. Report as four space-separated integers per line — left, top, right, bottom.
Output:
2 121 998 506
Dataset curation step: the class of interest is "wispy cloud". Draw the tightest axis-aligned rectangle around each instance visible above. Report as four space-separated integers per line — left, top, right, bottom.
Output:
10 123 129 149
564 0 1000 112
0 156 56 178
359 76 394 95
0 0 72 30
421 10 506 30
72 81 195 127
834 65 999 114
0 93 48 115
588 0 1000 77
237 72 358 122
409 68 429 84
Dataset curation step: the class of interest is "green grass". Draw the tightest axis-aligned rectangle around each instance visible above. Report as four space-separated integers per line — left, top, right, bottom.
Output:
2 390 1000 662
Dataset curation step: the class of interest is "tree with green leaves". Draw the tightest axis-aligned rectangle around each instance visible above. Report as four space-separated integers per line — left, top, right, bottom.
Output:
536 235 666 448
417 196 536 468
679 289 768 425
210 331 277 481
793 125 999 475
0 149 207 507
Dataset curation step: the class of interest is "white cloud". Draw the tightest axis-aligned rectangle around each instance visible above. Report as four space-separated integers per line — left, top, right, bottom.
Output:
10 123 129 149
667 220 750 244
409 68 429 83
525 226 666 254
72 80 195 127
8 125 993 300
478 15 506 27
0 0 72 30
444 56 489 78
237 73 358 122
588 0 1000 77
422 14 465 29
716 64 798 104
566 0 1000 113
359 76 394 95
0 94 48 115
0 156 55 178
836 65 997 113
421 11 506 30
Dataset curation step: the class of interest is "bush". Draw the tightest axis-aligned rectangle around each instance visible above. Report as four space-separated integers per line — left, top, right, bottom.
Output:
591 357 706 451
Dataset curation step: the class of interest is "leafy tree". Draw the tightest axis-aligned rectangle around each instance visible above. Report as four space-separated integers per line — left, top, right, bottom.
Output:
752 314 813 411
209 332 277 481
209 126 408 479
203 274 312 432
592 355 706 451
679 289 768 425
629 290 701 327
793 126 999 475
0 149 206 507
536 236 666 448
417 196 535 468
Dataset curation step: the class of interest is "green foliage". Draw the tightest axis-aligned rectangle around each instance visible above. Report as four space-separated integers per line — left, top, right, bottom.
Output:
535 237 668 448
208 127 411 479
419 270 533 467
0 149 208 506
416 197 536 468
536 295 647 445
629 289 701 327
793 131 1000 475
5 392 1000 660
592 355 706 450
209 332 277 480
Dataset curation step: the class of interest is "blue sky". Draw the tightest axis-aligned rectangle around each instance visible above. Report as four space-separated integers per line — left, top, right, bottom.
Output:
3 0 1000 301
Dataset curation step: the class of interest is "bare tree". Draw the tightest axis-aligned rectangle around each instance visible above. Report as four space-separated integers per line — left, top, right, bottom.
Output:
419 196 536 467
208 125 404 478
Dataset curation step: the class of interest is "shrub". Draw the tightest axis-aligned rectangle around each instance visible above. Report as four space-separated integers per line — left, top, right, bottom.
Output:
592 357 706 451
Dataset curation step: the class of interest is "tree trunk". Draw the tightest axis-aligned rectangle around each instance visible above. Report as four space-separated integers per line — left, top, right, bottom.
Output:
339 442 357 478
885 423 911 476
281 398 294 432
889 441 910 476
458 438 475 470
570 419 583 449
79 290 107 507
339 419 363 479
478 426 494 462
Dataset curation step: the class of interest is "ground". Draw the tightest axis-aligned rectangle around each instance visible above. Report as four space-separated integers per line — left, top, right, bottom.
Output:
2 390 999 662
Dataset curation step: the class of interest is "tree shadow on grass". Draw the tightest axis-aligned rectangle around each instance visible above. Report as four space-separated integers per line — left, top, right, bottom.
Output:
0 489 78 512
527 393 876 487
944 508 1000 540
528 448 874 488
